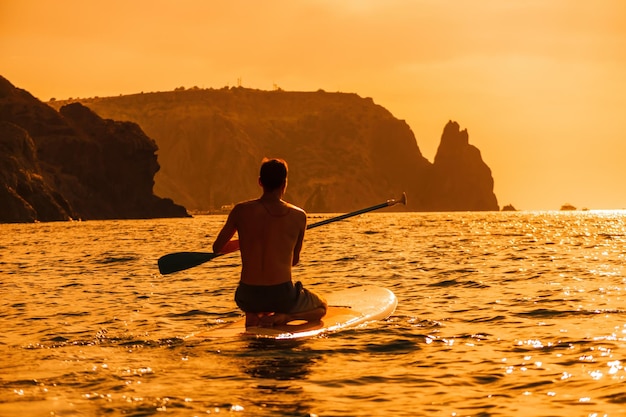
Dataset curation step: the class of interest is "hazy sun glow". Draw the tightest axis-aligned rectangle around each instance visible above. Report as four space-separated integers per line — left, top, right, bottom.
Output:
1 0 625 210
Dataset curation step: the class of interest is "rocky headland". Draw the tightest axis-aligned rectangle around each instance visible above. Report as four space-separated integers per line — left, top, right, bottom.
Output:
0 76 189 223
51 87 499 213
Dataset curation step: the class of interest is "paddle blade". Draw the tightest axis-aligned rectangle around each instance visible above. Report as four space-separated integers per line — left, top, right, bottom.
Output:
158 252 221 274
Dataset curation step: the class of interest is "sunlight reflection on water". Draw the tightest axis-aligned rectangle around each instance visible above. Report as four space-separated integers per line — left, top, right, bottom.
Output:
1 211 626 416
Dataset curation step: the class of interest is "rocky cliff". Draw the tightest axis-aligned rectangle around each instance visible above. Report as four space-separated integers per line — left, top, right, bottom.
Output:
429 121 499 211
0 76 189 223
52 87 499 213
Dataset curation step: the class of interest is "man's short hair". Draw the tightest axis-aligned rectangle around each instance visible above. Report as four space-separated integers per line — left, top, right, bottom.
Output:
259 158 288 191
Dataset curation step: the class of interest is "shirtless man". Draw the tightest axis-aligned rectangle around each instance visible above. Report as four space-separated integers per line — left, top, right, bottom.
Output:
212 158 327 328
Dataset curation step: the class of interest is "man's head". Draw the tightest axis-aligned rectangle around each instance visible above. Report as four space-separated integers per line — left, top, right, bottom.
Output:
259 158 288 192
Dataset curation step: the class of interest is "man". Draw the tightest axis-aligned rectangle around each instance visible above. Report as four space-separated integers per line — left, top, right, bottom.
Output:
212 158 327 328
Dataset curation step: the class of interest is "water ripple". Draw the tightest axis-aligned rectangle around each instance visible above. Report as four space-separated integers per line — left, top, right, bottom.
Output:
2 211 626 416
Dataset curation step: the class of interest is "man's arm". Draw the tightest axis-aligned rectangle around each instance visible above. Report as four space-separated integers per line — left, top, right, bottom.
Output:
292 211 306 266
212 209 238 254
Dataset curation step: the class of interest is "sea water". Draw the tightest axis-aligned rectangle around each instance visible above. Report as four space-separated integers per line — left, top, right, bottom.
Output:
1 211 626 416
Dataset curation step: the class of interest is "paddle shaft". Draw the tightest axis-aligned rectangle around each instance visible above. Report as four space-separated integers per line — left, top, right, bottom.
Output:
306 192 406 229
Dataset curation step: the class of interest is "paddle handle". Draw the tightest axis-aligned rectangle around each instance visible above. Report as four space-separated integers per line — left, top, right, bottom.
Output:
306 192 407 229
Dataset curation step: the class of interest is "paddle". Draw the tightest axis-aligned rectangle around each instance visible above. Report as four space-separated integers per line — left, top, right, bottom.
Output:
157 192 407 274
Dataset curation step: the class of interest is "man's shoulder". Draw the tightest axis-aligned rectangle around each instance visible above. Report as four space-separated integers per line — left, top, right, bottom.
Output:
285 202 306 215
285 203 306 226
234 199 261 209
230 199 260 217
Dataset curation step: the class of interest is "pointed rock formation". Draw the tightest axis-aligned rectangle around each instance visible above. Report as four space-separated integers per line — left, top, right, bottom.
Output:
428 121 499 211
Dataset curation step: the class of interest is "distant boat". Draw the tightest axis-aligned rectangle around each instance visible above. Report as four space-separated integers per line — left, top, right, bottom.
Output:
560 203 576 211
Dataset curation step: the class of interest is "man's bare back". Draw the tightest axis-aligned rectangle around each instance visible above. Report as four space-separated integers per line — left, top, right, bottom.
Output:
213 196 306 286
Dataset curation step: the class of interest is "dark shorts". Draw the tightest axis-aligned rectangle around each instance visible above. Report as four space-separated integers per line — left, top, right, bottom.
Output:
235 281 326 314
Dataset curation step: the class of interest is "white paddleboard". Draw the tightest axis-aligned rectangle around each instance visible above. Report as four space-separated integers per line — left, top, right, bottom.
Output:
192 285 397 340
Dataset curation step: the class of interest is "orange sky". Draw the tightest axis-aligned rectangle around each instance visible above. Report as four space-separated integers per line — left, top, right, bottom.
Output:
2 0 625 210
